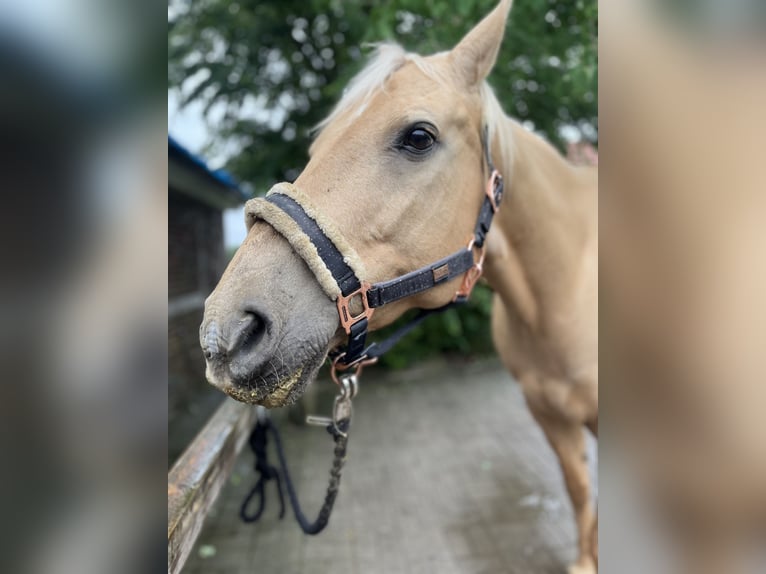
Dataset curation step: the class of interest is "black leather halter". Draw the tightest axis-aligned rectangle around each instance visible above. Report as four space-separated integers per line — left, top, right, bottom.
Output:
262 127 504 374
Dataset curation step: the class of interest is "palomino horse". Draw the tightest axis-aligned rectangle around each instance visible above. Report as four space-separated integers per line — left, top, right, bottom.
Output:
201 1 598 571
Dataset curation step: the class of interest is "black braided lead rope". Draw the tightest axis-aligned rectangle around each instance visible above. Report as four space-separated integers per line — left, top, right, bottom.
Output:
240 418 285 522
272 418 349 534
240 415 350 535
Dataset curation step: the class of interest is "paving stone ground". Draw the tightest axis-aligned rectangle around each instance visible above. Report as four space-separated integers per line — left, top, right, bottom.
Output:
183 357 597 574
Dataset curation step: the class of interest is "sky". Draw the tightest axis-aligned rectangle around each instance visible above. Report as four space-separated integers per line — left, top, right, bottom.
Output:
168 91 248 249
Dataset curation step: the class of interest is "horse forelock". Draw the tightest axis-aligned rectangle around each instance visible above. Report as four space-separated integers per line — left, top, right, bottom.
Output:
311 44 449 140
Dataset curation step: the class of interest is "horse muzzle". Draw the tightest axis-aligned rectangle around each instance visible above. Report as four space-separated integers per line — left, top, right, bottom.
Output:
199 223 339 407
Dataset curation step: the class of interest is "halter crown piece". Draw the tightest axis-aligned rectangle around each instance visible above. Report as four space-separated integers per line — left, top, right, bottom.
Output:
245 126 504 375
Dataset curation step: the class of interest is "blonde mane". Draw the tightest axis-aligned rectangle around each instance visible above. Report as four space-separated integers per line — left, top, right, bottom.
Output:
313 43 512 166
313 43 442 134
479 82 513 172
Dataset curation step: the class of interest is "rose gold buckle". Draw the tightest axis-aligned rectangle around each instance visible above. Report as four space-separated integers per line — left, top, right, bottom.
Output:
486 169 503 213
330 353 378 387
336 281 374 335
453 238 486 302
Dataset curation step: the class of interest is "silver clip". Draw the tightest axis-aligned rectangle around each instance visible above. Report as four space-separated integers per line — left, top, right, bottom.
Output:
338 373 358 400
305 373 359 438
306 415 333 427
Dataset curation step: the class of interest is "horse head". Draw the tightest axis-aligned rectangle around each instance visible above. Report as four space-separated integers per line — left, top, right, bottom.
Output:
200 0 512 407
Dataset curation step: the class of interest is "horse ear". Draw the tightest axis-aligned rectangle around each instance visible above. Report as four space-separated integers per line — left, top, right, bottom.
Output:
450 0 512 87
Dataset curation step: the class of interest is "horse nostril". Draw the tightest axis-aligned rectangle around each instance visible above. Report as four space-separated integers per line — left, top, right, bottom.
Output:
237 310 267 354
201 321 222 360
201 308 273 371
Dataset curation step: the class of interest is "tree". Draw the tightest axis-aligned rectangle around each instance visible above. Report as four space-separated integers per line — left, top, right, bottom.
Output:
169 0 597 193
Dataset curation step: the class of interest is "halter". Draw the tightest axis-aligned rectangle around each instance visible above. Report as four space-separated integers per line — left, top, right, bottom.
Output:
244 126 504 377
240 127 504 535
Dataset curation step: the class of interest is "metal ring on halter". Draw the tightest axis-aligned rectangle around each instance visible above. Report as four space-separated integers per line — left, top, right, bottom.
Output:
453 236 487 302
330 353 377 387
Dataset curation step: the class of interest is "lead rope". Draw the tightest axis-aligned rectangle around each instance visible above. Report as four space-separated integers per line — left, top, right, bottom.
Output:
239 411 285 522
240 373 357 535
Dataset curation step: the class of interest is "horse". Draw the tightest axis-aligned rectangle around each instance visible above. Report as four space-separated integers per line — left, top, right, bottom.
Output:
200 1 598 571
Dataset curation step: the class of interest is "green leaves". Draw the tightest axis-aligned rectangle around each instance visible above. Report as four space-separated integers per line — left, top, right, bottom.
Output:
369 284 496 369
169 0 597 193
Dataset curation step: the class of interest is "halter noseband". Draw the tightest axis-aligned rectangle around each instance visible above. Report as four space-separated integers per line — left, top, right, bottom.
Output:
245 127 504 373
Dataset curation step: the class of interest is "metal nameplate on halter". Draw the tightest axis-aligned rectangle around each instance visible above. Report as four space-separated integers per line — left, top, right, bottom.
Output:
432 263 450 283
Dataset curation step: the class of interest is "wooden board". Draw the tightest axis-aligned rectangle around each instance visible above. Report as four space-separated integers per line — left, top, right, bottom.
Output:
168 399 257 574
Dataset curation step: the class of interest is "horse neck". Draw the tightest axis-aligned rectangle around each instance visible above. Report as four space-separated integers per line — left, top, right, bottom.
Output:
484 117 596 327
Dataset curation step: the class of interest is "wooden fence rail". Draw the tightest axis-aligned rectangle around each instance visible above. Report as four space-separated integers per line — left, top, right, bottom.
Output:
168 399 257 574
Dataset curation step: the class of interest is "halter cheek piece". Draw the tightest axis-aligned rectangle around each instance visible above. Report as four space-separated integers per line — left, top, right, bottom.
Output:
244 127 504 375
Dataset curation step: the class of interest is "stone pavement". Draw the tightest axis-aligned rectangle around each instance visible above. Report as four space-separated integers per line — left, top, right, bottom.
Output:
183 357 597 574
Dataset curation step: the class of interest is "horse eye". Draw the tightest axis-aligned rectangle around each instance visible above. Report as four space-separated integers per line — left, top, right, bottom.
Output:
402 127 436 154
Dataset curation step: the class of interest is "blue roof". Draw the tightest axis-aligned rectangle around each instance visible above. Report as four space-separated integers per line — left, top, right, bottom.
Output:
168 136 249 201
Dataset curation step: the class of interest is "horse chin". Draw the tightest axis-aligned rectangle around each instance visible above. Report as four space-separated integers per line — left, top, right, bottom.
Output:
205 346 327 408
